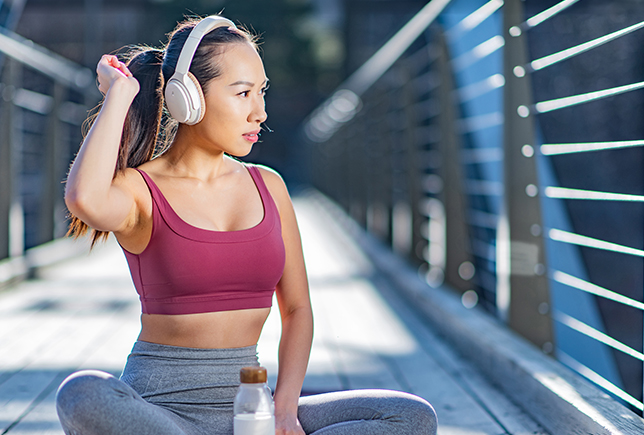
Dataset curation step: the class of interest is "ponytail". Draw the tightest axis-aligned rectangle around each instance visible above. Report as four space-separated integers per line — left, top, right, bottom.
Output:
67 47 170 246
119 47 167 171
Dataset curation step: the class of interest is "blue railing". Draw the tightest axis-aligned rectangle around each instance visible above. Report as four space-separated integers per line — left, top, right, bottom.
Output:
305 0 644 414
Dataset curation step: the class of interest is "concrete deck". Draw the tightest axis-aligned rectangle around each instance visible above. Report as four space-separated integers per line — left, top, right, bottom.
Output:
0 193 547 435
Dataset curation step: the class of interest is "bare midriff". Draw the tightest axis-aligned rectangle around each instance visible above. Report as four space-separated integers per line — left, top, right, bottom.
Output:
138 307 271 349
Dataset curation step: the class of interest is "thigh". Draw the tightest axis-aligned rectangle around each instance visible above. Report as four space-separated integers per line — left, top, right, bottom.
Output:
56 370 197 435
297 389 437 435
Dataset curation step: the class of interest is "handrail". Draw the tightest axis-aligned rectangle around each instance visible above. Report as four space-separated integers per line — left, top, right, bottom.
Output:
524 19 644 72
541 140 644 155
304 0 452 142
340 0 451 96
552 270 644 310
558 350 642 411
0 29 94 92
520 80 644 116
544 187 644 202
509 0 580 35
554 311 644 362
445 0 503 39
548 228 644 257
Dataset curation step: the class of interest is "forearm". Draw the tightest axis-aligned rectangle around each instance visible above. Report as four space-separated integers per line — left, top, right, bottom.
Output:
65 82 137 215
273 305 313 415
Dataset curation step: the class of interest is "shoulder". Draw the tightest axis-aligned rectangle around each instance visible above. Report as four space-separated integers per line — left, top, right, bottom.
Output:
114 167 149 195
254 164 284 187
113 166 153 211
250 164 292 211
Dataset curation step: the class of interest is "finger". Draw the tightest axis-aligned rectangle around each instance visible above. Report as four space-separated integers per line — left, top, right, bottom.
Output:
100 55 117 67
118 63 134 78
107 56 121 68
101 56 130 77
108 58 132 78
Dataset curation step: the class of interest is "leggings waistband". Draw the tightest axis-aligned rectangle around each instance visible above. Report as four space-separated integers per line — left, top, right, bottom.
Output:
128 340 258 361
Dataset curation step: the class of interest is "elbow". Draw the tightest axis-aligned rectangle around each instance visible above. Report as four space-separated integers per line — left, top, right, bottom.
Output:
64 186 96 220
64 187 84 216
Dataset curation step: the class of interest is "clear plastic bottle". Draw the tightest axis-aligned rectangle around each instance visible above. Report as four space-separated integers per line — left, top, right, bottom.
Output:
233 366 275 435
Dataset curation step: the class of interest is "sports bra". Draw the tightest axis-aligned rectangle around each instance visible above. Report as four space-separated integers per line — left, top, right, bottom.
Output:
121 165 286 315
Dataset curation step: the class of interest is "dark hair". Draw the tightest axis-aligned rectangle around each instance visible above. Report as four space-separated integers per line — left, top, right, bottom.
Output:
67 16 259 246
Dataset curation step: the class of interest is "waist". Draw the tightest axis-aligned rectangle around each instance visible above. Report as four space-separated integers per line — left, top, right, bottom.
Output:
138 307 271 349
121 341 260 404
125 340 259 362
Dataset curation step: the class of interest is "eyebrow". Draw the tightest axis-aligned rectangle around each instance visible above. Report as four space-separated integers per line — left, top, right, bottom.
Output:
228 79 270 87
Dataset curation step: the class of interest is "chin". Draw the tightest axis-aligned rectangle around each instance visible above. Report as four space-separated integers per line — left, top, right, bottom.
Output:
228 147 254 158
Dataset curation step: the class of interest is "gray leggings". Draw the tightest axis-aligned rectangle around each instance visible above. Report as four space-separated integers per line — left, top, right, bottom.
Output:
56 341 437 435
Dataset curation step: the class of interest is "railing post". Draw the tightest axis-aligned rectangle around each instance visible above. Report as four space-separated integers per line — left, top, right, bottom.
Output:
349 109 367 227
391 79 413 258
1 58 24 260
434 29 473 293
0 63 11 260
401 65 424 266
368 86 393 242
501 0 554 352
9 59 24 258
42 82 66 242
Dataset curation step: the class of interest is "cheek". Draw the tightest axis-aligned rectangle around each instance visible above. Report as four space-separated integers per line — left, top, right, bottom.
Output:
205 99 247 123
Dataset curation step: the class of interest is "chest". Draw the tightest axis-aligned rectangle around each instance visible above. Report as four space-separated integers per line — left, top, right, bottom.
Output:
156 177 265 232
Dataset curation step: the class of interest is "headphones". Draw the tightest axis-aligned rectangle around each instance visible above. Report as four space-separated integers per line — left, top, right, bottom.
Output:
165 16 237 125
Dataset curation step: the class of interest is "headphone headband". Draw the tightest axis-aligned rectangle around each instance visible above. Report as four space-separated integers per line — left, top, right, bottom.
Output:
174 16 237 77
165 15 237 125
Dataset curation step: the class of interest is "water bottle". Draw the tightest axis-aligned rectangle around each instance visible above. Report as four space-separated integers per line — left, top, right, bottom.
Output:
233 366 275 435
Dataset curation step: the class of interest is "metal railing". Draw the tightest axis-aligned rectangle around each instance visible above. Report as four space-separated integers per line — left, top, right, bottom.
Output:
305 0 644 415
0 26 96 284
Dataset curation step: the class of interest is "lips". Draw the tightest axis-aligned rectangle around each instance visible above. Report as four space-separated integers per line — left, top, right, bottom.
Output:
243 130 261 143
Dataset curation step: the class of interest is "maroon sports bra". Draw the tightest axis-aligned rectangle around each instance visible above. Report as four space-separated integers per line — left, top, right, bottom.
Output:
121 165 286 315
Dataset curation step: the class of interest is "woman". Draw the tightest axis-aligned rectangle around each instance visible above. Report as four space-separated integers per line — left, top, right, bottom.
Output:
56 15 437 435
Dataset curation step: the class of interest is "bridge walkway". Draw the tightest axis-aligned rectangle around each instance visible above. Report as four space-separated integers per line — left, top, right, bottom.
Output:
0 192 547 435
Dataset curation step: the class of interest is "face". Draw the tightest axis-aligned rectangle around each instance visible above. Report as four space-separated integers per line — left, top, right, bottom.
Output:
191 42 269 156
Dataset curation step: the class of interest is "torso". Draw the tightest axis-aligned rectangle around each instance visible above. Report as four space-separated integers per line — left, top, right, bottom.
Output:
114 157 282 349
138 308 271 348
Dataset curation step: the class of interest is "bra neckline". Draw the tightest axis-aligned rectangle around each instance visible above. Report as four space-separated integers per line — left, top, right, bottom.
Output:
136 165 276 243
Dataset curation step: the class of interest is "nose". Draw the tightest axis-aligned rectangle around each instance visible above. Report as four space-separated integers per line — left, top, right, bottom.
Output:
250 95 267 124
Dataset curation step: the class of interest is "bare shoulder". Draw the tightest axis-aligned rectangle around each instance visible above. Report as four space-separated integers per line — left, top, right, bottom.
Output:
254 165 292 210
113 167 150 200
256 165 287 192
112 166 153 226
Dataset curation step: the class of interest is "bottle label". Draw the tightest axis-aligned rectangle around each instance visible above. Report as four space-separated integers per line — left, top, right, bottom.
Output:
233 414 275 435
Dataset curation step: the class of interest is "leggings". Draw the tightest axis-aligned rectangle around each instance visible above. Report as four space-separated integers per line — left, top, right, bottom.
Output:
56 341 437 435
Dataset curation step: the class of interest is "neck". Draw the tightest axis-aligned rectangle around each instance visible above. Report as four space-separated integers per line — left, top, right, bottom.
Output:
162 126 230 181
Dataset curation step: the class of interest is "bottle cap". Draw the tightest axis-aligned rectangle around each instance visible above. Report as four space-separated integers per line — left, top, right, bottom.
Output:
240 366 267 384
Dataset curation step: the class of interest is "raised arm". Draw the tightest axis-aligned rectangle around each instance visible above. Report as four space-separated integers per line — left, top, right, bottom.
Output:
65 55 142 234
260 168 313 435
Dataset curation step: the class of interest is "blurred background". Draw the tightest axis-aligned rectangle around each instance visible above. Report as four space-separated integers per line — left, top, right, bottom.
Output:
1 0 644 417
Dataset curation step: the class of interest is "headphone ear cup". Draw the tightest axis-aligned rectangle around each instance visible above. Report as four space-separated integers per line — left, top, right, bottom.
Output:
165 78 191 123
186 72 206 124
164 73 206 125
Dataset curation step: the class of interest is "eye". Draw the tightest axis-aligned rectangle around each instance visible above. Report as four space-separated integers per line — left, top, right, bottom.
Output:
260 85 269 95
238 90 251 97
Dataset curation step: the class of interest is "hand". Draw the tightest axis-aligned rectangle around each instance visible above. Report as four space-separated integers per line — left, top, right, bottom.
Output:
96 55 139 97
275 412 305 435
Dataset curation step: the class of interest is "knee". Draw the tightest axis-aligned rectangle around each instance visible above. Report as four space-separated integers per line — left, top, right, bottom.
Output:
388 391 438 435
56 370 116 418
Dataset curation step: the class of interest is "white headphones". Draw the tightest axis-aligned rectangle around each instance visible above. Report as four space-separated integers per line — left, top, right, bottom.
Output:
165 16 237 125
